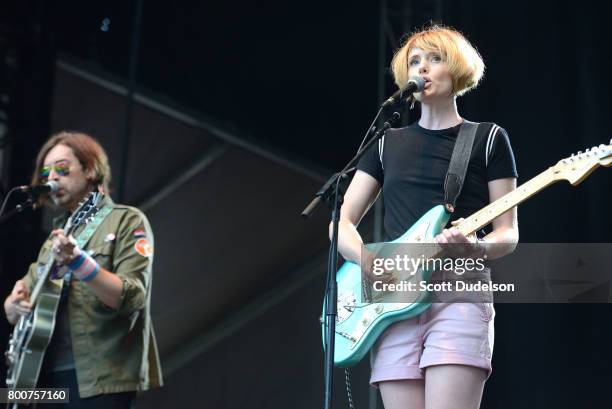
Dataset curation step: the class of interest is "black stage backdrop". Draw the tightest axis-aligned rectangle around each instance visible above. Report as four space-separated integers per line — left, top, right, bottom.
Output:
1 0 611 408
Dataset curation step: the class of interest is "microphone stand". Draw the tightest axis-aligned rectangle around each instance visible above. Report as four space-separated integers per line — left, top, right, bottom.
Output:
301 110 401 409
0 187 36 224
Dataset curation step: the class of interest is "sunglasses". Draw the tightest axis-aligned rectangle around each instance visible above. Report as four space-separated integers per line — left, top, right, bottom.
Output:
40 162 70 180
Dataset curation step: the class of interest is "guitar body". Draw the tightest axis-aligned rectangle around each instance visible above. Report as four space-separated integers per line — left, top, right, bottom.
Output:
5 280 62 390
323 205 450 367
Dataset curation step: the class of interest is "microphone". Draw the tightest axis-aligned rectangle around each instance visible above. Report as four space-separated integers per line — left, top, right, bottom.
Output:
380 76 426 108
19 181 59 197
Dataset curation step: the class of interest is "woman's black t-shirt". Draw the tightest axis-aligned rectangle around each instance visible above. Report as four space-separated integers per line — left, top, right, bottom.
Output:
356 122 518 240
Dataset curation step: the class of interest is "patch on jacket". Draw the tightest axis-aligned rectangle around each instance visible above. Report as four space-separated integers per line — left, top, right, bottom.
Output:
134 238 153 257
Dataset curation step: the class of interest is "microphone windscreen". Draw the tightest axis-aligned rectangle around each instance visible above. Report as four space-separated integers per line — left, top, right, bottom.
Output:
408 76 426 92
45 181 59 194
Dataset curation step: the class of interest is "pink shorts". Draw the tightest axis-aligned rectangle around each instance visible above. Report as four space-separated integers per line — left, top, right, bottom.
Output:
370 302 495 385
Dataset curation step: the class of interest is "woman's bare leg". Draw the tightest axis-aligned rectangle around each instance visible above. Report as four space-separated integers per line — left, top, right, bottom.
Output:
379 379 425 409
424 365 487 409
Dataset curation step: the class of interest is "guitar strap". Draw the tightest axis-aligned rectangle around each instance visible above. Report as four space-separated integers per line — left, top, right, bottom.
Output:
74 204 113 248
443 120 480 213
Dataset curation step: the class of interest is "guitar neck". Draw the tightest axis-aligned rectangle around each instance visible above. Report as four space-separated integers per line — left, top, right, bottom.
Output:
457 167 559 237
29 255 59 305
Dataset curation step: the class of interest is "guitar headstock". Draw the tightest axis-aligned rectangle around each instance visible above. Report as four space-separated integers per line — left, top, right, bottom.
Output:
64 191 105 234
552 140 612 185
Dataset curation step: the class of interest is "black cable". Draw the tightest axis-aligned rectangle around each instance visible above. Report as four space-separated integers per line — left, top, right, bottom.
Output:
0 186 23 218
356 106 384 155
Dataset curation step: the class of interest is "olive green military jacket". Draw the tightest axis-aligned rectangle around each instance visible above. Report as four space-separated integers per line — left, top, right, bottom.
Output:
22 198 163 398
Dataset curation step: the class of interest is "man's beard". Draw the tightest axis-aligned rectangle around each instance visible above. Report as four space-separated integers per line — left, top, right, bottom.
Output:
50 184 96 211
49 195 66 207
50 193 63 207
50 191 75 210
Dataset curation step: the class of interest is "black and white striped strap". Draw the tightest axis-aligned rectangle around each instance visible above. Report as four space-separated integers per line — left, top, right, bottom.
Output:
485 124 500 167
378 135 386 170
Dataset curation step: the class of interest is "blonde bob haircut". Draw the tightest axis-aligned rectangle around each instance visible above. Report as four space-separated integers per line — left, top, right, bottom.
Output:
391 25 485 97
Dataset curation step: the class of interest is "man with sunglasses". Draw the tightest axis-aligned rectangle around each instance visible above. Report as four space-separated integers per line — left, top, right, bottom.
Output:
3 131 163 408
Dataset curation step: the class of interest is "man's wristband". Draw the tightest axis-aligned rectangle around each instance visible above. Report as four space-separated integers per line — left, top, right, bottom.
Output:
66 251 100 282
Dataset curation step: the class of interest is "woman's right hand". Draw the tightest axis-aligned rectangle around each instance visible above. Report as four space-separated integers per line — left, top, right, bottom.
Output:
4 280 32 325
361 246 397 285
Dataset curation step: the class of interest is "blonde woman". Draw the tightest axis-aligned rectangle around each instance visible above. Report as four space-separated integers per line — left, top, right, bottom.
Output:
334 25 518 409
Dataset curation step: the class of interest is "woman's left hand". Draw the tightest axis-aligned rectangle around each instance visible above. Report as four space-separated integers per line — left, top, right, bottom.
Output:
434 218 484 259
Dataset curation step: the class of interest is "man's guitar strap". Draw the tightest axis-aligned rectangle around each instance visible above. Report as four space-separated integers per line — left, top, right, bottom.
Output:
74 204 113 248
443 120 479 213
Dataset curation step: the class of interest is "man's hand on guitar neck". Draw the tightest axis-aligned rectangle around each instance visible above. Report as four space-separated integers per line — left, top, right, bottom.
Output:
4 280 32 325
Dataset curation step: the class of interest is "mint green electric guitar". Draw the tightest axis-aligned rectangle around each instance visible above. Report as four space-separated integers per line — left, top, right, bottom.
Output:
323 141 612 367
